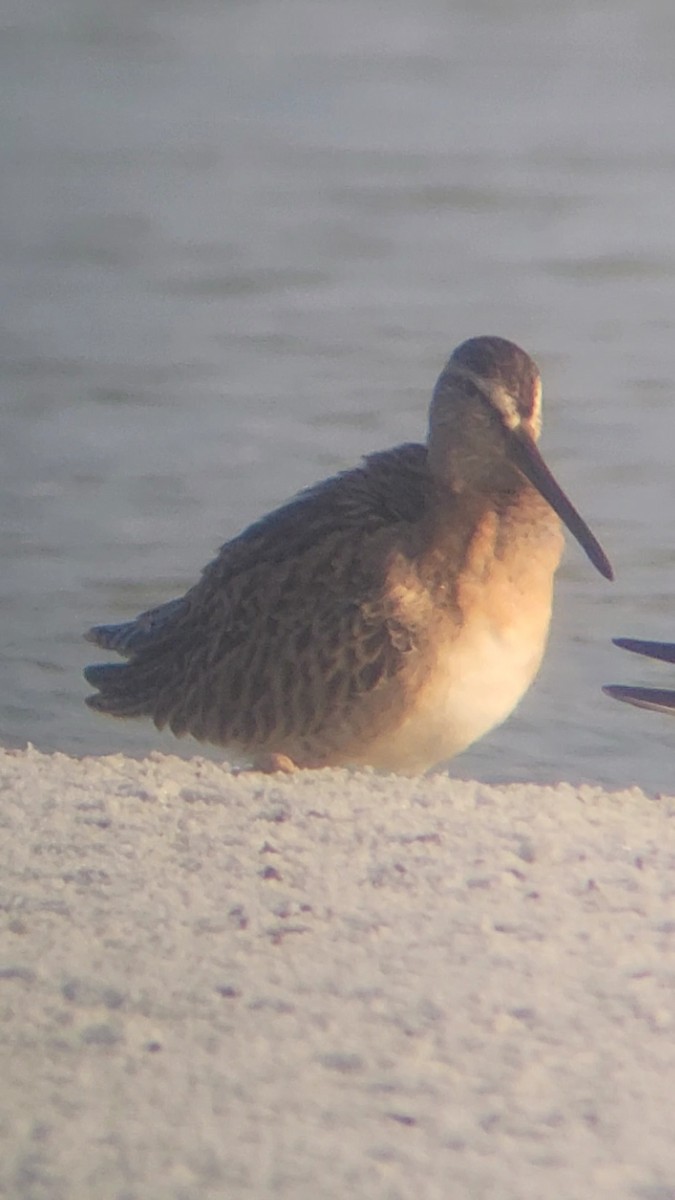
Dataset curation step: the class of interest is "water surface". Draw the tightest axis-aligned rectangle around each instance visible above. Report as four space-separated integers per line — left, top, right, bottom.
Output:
2 0 675 792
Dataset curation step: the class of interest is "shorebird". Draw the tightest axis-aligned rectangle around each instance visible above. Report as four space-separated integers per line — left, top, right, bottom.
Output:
85 335 613 772
603 639 675 714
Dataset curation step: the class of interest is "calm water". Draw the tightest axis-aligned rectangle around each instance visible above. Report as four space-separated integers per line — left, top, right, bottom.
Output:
2 0 674 792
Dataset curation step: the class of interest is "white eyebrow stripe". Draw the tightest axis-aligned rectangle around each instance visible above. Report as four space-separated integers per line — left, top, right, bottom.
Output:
439 364 542 438
487 384 521 430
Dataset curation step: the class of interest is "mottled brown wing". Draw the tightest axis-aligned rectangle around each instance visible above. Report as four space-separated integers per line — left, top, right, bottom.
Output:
85 444 430 754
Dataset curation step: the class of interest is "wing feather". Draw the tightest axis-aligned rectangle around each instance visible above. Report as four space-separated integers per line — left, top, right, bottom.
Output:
84 444 430 757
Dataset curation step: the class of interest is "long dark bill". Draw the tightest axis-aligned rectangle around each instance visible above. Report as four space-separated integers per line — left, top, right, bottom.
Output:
613 638 675 664
602 684 675 714
509 429 614 581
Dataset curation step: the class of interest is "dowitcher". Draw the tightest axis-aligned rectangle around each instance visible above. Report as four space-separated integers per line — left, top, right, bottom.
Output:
604 638 675 714
85 336 613 772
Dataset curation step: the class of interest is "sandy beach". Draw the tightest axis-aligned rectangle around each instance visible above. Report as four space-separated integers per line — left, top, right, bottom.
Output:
2 745 674 1199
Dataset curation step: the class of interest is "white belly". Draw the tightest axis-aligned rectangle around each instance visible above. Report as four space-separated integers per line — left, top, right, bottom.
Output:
358 607 552 774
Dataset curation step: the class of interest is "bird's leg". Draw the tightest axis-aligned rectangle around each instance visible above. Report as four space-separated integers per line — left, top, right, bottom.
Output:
250 752 298 774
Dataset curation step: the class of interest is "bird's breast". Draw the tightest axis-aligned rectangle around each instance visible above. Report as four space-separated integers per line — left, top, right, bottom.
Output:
354 496 564 773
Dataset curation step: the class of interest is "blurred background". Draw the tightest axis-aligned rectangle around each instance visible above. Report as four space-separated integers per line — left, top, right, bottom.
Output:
2 0 674 792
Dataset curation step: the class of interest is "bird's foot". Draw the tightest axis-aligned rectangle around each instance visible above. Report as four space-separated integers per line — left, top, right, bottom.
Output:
249 752 298 775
